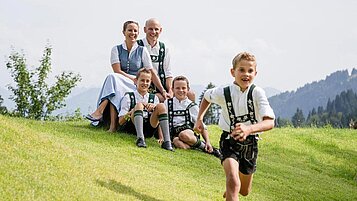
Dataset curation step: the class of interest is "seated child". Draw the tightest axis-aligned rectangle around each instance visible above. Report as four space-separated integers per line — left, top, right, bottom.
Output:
118 68 173 151
165 75 221 158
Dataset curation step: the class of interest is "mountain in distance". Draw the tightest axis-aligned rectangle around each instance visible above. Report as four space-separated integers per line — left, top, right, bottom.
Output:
58 85 207 115
56 84 280 115
1 83 281 116
264 87 281 98
54 87 101 116
269 68 357 119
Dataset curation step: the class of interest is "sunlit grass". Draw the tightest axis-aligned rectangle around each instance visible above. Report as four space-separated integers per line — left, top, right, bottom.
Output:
0 115 356 200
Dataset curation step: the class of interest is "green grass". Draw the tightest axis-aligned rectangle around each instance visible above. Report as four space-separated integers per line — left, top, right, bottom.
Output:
0 115 356 200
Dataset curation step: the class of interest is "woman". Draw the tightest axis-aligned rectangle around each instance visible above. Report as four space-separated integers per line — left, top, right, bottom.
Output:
86 20 168 132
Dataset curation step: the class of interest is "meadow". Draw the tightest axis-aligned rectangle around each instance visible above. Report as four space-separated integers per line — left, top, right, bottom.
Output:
0 115 356 200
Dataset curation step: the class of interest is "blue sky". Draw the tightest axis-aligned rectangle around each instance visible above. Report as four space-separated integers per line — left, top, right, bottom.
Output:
1 0 357 92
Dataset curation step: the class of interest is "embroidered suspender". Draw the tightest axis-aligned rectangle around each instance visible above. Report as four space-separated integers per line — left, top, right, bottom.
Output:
224 84 257 133
137 40 167 90
167 98 197 134
137 39 144 46
157 42 166 90
126 92 155 114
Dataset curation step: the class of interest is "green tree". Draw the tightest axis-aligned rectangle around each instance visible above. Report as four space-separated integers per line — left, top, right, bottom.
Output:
0 95 7 114
276 117 293 127
198 82 221 125
6 45 81 120
291 108 305 128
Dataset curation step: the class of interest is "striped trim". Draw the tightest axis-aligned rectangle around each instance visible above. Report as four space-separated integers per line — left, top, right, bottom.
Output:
134 110 143 117
158 113 168 121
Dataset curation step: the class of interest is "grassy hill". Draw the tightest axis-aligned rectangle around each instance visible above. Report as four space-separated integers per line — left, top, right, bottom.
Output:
0 115 356 201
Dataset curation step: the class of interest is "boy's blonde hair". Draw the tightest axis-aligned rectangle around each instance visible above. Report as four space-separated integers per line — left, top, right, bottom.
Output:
172 75 190 89
136 68 152 79
232 52 257 69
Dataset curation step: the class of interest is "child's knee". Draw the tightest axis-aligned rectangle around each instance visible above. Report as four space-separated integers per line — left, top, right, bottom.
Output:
134 102 145 110
178 131 192 142
155 103 167 113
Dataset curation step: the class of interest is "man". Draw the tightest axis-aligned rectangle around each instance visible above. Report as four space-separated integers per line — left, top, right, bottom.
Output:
137 18 195 102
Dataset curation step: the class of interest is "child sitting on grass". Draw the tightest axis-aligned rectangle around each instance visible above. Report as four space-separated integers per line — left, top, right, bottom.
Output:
118 68 173 151
165 75 221 158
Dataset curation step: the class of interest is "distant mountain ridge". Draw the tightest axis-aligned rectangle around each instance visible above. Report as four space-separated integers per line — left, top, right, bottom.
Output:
53 84 280 115
0 83 280 116
269 68 357 119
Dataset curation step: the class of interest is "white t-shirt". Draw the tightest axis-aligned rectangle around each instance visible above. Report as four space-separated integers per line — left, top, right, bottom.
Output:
204 83 275 132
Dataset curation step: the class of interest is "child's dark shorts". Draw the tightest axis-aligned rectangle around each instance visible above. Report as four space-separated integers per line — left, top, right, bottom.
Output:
119 119 158 138
219 131 258 175
171 125 199 141
171 125 190 140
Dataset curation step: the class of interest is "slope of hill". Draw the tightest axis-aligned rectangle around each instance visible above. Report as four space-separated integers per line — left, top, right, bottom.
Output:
269 68 357 118
1 115 356 200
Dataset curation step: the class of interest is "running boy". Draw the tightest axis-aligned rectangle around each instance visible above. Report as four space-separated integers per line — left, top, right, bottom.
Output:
165 76 221 158
118 68 174 151
194 52 275 200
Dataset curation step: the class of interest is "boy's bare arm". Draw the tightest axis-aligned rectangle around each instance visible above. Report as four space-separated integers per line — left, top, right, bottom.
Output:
118 110 133 126
194 98 211 132
200 129 213 152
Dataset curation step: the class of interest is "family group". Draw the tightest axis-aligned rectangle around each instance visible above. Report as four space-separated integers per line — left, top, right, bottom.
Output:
85 18 275 201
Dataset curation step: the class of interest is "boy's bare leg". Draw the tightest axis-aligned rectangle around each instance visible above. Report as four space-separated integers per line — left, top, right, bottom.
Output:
223 158 240 201
173 137 191 149
108 103 118 132
238 172 253 196
177 130 197 146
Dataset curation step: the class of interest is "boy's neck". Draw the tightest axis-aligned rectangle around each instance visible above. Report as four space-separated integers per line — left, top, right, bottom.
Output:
233 81 248 92
175 96 188 102
137 89 148 96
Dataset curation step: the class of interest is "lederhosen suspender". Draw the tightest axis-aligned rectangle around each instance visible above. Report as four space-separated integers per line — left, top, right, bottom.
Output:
126 92 155 120
223 85 258 145
167 98 196 135
222 85 259 161
224 84 257 132
137 40 167 91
